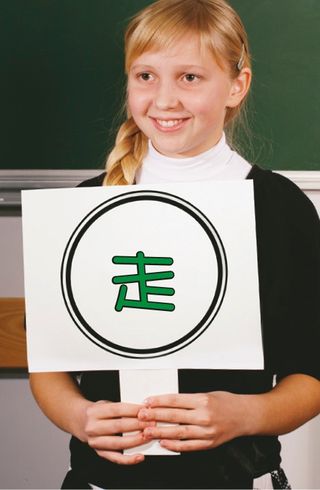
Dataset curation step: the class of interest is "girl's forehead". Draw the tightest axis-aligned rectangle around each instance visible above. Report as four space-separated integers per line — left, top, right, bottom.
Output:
130 35 217 67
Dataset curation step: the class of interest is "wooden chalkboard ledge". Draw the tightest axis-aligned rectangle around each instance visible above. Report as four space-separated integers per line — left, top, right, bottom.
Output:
0 297 27 369
276 170 320 191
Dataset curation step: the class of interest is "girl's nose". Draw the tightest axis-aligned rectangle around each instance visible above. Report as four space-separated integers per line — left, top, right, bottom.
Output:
154 81 179 111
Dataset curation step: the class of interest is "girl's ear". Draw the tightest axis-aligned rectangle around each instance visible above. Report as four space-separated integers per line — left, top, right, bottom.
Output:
226 67 252 108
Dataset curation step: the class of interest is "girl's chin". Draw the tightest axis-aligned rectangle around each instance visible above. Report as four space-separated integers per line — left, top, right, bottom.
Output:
152 146 194 158
150 136 193 158
151 136 207 158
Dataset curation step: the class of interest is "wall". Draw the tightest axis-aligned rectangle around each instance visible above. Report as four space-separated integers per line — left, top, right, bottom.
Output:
0 375 70 490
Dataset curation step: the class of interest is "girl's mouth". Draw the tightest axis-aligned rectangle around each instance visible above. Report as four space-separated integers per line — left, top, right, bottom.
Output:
151 117 190 132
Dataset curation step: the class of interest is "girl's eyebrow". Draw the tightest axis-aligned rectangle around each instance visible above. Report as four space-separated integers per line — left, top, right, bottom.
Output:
130 64 154 71
130 63 207 72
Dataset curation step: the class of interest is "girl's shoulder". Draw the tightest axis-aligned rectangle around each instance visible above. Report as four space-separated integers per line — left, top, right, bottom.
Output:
77 172 106 187
249 164 303 197
249 165 319 225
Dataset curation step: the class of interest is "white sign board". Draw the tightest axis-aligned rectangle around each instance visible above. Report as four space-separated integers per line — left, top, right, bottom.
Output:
22 181 264 372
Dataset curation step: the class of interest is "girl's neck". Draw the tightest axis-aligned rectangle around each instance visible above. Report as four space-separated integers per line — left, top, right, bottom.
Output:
135 133 251 184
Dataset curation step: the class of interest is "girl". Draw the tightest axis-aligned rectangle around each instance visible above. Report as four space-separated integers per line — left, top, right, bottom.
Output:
30 0 320 488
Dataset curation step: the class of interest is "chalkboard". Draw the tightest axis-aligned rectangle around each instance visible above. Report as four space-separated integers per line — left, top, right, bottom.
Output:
1 0 319 170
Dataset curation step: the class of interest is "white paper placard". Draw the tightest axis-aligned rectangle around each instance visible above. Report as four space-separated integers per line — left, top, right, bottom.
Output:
22 181 264 372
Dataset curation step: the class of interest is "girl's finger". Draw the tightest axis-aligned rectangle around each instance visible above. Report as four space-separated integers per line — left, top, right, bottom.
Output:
95 450 145 465
88 417 155 436
160 438 213 452
144 393 198 409
89 401 144 419
143 424 208 441
88 433 147 451
138 407 196 424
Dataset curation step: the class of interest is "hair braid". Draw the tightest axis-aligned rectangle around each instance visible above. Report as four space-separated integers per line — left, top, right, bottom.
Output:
104 117 148 186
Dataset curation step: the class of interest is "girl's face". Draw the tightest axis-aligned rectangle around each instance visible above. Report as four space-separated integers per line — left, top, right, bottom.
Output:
127 35 249 159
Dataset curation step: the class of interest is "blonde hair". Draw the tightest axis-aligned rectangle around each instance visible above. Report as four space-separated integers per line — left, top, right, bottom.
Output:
105 0 251 186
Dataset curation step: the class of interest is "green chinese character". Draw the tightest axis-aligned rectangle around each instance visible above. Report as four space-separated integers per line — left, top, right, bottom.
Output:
112 251 175 312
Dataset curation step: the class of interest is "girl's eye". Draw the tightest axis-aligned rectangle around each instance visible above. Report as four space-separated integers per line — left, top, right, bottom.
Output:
183 73 200 83
138 72 153 81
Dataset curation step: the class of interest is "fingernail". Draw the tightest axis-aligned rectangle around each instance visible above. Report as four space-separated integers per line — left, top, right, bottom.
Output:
143 397 152 406
144 428 153 438
139 409 148 419
136 455 144 462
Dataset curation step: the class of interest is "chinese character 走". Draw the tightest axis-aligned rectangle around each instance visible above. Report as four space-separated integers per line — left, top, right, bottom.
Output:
112 251 175 312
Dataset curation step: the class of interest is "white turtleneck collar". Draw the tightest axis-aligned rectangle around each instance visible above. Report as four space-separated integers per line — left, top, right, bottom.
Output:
135 133 251 184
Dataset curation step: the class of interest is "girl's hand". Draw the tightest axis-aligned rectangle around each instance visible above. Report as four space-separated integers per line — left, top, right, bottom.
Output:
138 392 251 453
83 400 155 465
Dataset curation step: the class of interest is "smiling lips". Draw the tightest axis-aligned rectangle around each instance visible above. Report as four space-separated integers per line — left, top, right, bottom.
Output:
151 117 190 132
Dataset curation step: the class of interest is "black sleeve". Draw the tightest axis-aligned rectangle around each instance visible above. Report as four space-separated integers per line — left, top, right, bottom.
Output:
77 172 106 187
253 169 320 381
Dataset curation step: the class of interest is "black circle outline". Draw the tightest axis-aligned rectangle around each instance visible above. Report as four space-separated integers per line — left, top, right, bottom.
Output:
61 190 228 358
